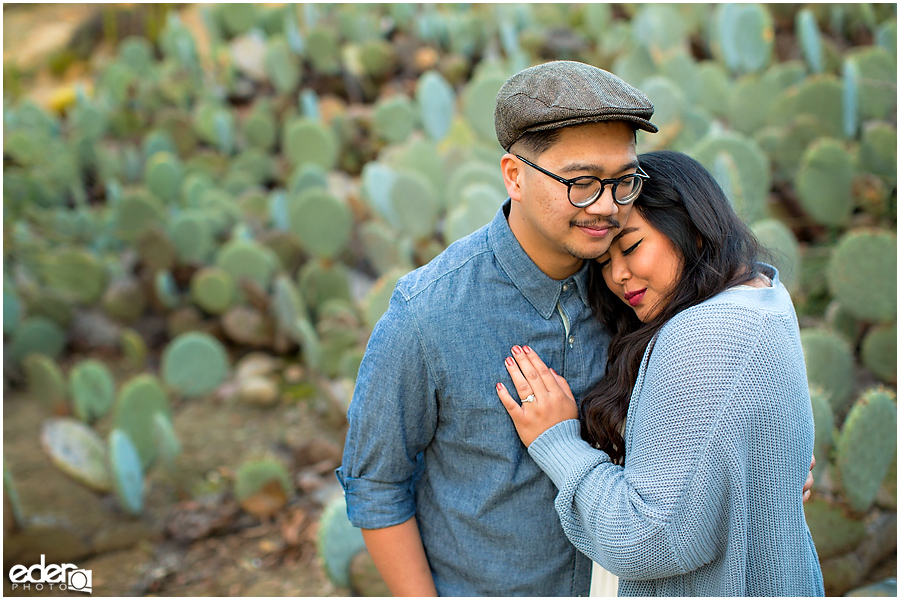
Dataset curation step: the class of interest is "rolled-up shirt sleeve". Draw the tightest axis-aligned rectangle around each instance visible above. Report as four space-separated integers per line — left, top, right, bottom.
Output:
336 287 438 530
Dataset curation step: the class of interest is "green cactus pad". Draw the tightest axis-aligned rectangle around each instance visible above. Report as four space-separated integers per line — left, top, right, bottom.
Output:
800 328 856 416
728 74 779 137
120 328 148 369
795 138 855 227
233 458 293 501
307 27 342 74
39 417 112 493
215 239 278 292
445 183 503 244
180 171 216 207
861 323 897 383
381 138 446 201
836 388 898 513
108 428 144 515
768 76 844 139
152 412 182 472
141 130 178 163
114 189 167 242
3 466 25 530
389 170 439 241
317 495 366 589
824 301 862 347
695 62 732 118
170 211 214 265
295 317 322 372
712 3 774 74
363 268 404 330
114 374 171 469
272 275 309 343
242 105 278 152
796 9 824 74
3 288 22 335
858 122 897 184
161 332 230 398
803 498 866 560
282 117 339 170
461 73 508 142
848 46 897 121
154 270 181 309
809 386 834 484
144 151 184 204
287 163 329 197
416 70 456 142
298 260 352 315
190 267 237 315
263 36 300 95
750 219 801 291
22 354 67 411
692 132 770 224
359 221 410 276
827 229 897 324
69 359 116 424
102 278 147 323
25 293 73 329
38 249 107 305
372 96 415 144
10 316 66 365
135 226 177 273
288 188 353 259
446 161 506 209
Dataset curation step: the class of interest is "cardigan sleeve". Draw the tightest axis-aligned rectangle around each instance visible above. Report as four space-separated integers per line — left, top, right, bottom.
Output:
529 303 765 581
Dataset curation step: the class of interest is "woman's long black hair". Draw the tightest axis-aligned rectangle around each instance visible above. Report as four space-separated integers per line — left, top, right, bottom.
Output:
580 150 764 463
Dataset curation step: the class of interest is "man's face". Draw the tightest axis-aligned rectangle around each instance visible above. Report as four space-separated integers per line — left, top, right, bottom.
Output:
507 121 638 279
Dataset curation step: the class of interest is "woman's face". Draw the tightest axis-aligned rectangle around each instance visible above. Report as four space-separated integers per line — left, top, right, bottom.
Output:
598 209 682 322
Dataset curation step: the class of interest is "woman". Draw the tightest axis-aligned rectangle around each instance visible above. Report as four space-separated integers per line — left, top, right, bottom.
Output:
496 150 824 596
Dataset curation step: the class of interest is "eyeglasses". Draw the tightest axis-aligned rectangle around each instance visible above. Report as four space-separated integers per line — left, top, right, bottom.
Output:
515 155 649 207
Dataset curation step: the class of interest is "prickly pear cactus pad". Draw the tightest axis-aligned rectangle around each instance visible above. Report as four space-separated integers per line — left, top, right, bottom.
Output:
836 388 898 513
317 495 366 589
113 374 171 469
809 387 834 484
22 354 68 411
804 499 866 559
288 188 353 259
152 413 182 471
751 218 801 291
161 332 230 398
827 229 897 324
108 428 145 515
861 323 897 383
40 417 112 493
69 359 116 423
800 328 857 416
10 316 67 365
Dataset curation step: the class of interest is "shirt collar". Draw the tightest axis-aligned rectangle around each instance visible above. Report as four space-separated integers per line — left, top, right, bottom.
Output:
488 200 592 319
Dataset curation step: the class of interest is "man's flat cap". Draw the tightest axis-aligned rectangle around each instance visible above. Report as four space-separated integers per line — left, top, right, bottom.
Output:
494 60 658 151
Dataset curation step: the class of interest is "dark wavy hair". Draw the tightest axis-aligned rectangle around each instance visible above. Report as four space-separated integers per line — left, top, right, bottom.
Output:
580 150 764 463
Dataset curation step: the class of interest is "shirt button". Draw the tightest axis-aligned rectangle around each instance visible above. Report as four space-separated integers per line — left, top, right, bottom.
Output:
562 283 570 292
568 335 575 344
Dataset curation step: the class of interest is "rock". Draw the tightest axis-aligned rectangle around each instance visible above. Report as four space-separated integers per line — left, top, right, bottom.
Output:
229 32 267 82
239 376 280 407
70 309 122 349
235 352 281 381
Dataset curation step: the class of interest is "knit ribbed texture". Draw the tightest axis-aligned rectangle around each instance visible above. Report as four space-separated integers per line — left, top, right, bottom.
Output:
529 278 825 596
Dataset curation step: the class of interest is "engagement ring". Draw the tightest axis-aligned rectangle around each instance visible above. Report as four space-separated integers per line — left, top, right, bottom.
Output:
522 394 535 403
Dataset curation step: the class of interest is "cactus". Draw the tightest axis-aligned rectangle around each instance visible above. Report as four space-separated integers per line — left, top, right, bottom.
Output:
38 249 107 305
861 323 897 383
39 417 112 493
219 3 257 36
800 328 856 417
214 238 278 293
636 76 687 151
848 46 897 122
161 332 230 398
152 412 182 473
142 130 178 162
22 354 67 412
728 74 778 137
360 161 399 227
69 359 116 424
825 301 863 347
795 138 855 227
170 210 214 264
712 3 774 74
135 225 177 273
193 102 235 155
282 117 339 170
809 387 834 485
287 163 329 198
288 188 353 259
180 171 215 207
120 328 147 369
108 428 144 515
750 219 801 291
25 292 74 329
272 274 309 343
3 287 21 335
827 229 897 324
632 4 689 53
769 76 845 139
372 96 415 144
306 27 342 75
835 388 898 513
118 36 154 72
796 9 824 74
102 278 147 323
264 36 301 95
10 316 66 365
114 374 171 469
154 270 181 309
317 495 366 589
298 259 352 316
804 499 867 560
259 229 305 273
389 170 440 241
362 268 404 330
114 189 167 242
233 458 293 515
692 132 770 224
415 70 456 142
144 151 184 204
359 221 412 276
358 38 397 79
445 183 503 244
190 267 237 315
222 306 273 347
242 103 278 152
858 122 897 184
695 62 732 119
461 73 507 142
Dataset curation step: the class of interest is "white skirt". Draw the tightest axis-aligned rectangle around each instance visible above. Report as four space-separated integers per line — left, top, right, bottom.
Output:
590 562 619 597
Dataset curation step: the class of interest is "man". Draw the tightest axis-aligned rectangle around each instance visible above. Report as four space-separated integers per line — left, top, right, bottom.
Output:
337 60 654 596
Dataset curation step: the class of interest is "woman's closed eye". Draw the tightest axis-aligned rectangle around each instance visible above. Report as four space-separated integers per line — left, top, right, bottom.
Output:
622 238 642 256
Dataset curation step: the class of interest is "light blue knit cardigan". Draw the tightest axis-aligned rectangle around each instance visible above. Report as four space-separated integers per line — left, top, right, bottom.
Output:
528 271 825 596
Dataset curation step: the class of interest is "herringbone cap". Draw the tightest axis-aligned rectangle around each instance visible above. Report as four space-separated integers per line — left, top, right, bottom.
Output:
494 60 658 151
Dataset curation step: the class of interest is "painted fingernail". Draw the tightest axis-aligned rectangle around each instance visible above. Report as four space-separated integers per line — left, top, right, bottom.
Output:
496 382 504 391
523 345 532 354
512 345 522 354
505 357 514 366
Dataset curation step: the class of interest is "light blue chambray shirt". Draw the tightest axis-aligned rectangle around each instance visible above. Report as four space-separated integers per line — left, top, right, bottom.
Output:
337 200 611 596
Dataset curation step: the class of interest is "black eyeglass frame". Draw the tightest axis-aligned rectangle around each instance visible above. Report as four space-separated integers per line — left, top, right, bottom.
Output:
514 154 650 208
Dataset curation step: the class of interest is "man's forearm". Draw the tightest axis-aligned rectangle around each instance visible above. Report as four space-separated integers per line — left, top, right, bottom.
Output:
362 517 437 597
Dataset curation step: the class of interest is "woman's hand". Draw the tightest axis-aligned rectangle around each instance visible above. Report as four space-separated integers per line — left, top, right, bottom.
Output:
496 345 578 447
